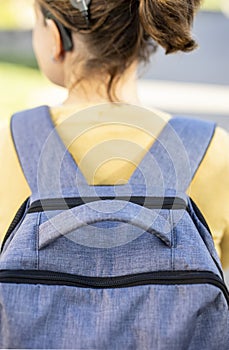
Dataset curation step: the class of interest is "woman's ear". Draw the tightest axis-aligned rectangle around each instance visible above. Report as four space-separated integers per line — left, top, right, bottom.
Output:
46 19 64 61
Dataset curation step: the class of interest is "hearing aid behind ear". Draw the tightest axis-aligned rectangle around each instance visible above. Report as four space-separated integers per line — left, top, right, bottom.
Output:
41 0 91 52
41 9 73 52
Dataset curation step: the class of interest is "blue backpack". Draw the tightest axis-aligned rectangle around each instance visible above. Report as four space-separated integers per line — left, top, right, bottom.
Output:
0 106 229 349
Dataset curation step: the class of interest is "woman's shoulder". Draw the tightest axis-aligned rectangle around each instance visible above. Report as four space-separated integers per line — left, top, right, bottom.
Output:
168 116 229 168
189 124 229 263
212 126 229 151
203 125 229 171
189 124 229 195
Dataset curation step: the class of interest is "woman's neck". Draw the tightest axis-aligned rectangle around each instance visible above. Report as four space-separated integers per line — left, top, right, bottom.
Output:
62 63 142 107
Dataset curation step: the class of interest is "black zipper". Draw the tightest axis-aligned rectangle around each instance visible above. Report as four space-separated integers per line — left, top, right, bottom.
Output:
27 196 187 213
0 269 228 306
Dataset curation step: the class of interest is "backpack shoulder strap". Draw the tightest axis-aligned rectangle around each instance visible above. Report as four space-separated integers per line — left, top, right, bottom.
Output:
129 116 216 193
10 106 87 201
11 107 216 199
169 116 216 180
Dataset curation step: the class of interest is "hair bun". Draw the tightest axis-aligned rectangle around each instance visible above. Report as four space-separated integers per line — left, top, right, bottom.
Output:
138 0 201 54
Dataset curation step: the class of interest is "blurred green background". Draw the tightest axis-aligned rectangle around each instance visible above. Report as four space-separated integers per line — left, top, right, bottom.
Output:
0 0 67 119
0 0 221 30
0 0 225 119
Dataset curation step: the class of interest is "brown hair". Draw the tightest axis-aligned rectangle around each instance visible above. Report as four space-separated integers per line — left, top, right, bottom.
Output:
36 0 201 101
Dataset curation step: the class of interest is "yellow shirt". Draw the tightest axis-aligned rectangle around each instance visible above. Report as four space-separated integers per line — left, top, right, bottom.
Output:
0 104 229 268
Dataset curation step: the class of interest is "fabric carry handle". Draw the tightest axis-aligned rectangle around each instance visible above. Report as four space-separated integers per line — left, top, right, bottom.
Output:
38 200 173 249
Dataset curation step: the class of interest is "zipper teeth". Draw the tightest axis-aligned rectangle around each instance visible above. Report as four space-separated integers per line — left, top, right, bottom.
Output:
28 197 187 213
0 270 228 306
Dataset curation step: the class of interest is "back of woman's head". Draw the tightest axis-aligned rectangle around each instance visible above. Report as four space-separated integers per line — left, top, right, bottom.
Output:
36 0 201 100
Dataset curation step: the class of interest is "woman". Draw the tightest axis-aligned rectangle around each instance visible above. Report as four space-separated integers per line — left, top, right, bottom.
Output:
1 0 228 264
0 1 229 348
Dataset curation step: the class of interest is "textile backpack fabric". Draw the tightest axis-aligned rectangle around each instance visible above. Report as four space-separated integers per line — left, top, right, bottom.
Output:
0 106 229 349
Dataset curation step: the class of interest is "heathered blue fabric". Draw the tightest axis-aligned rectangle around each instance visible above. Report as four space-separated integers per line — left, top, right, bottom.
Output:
0 106 228 349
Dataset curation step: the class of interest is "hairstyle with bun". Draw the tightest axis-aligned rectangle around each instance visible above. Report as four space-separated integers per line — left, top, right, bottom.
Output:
36 0 201 101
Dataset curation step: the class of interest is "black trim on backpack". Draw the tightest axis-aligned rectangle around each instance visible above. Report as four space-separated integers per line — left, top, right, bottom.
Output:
1 197 30 253
188 198 211 234
187 197 225 281
27 196 187 213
